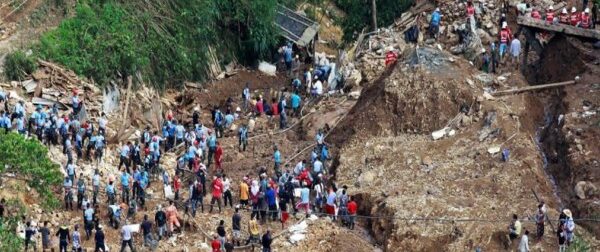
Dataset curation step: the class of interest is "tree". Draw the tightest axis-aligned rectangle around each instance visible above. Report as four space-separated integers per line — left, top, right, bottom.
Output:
0 131 63 208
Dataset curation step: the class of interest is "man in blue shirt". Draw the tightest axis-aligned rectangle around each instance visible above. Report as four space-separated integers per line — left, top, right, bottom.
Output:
121 171 131 203
214 108 224 138
238 124 248 152
429 8 442 40
290 92 301 117
83 203 94 239
207 132 217 168
273 146 282 175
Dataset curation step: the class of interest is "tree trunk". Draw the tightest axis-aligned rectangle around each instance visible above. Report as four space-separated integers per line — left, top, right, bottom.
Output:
371 0 378 31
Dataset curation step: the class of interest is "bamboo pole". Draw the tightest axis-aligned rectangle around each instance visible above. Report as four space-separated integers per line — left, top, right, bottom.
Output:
492 80 578 96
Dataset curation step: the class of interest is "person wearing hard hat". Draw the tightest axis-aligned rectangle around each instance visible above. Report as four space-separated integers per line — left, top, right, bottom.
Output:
580 8 592 28
531 8 542 20
570 7 581 26
559 8 570 24
499 22 513 63
545 6 555 24
429 8 442 40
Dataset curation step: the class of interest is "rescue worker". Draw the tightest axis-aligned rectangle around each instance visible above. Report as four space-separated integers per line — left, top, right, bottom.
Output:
499 22 512 62
429 8 442 39
531 8 541 19
545 6 555 24
560 8 570 24
165 200 180 236
580 8 592 28
466 1 475 18
570 7 580 26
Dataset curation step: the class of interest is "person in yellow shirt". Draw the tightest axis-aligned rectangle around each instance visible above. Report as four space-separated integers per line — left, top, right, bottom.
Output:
239 180 249 209
246 216 260 245
508 214 522 245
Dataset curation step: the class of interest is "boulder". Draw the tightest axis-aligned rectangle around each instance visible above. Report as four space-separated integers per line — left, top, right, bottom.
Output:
575 181 598 199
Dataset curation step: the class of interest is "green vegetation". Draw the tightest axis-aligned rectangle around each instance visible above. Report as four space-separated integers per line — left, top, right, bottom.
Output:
567 237 592 252
335 0 414 42
35 0 285 89
0 131 63 209
4 51 37 81
0 199 26 252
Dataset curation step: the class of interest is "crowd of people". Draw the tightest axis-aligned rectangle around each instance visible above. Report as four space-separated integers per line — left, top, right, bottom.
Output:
0 44 360 252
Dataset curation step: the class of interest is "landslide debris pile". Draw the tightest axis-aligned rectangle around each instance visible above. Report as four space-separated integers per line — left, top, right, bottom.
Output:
330 47 476 146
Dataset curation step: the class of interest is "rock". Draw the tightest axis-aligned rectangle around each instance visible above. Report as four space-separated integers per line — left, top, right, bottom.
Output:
575 181 598 199
359 171 376 185
461 114 472 126
348 91 361 100
432 127 450 140
487 146 501 154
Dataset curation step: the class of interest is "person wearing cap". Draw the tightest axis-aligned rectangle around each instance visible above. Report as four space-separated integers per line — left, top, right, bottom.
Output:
563 209 575 245
304 68 312 94
559 8 570 24
95 224 106 252
531 8 541 19
499 22 512 63
570 7 581 26
429 8 442 40
155 205 167 240
580 8 592 28
546 5 554 24
509 35 521 69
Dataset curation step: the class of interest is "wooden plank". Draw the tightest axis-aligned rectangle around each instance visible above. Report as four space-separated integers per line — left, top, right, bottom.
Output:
517 16 600 40
493 80 578 96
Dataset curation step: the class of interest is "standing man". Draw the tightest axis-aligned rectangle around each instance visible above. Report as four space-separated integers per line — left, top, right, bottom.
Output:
429 8 442 40
238 124 248 152
142 214 154 248
210 176 223 213
499 22 512 63
222 174 233 208
242 83 251 112
273 146 281 175
261 228 272 252
94 224 106 252
580 8 592 28
232 207 242 246
118 142 131 172
570 7 580 26
347 196 357 230
155 205 167 240
535 204 545 240
56 224 70 252
509 36 521 70
120 221 135 252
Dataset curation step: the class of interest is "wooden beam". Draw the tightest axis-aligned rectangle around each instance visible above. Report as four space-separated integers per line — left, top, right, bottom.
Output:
493 80 578 96
517 16 600 40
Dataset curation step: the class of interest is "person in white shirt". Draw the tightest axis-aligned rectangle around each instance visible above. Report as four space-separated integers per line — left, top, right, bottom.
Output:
314 78 323 96
518 230 530 252
222 174 233 208
120 222 135 252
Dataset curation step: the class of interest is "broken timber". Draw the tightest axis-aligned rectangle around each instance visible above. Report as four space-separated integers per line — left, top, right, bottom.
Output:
493 80 578 96
517 16 600 40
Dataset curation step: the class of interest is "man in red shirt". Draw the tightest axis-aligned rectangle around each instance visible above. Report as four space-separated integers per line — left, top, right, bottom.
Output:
347 196 358 230
255 97 263 116
580 8 591 28
215 141 223 170
211 233 221 252
466 1 475 18
531 8 541 20
173 172 181 200
210 176 223 213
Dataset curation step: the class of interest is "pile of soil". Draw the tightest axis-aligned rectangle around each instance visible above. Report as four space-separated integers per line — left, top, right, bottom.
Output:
328 55 476 147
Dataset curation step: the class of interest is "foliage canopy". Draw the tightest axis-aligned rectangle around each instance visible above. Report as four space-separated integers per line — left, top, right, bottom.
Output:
36 0 282 89
0 132 63 208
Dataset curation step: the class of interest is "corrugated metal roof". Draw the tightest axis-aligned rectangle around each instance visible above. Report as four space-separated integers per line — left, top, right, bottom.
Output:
275 5 320 47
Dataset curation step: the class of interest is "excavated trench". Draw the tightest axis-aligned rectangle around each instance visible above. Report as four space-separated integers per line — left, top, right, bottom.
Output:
525 35 600 237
